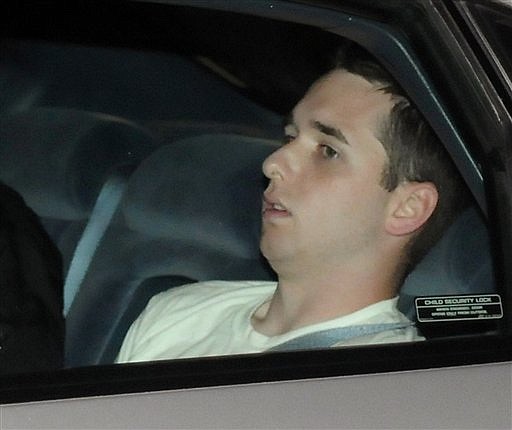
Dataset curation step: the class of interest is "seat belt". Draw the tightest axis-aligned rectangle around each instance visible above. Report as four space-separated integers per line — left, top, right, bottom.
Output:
269 322 413 352
63 171 128 315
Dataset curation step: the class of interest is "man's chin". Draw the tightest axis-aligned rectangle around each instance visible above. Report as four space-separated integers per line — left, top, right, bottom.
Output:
260 241 292 267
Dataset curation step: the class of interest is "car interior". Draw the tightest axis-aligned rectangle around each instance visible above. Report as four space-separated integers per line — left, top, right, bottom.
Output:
0 3 499 372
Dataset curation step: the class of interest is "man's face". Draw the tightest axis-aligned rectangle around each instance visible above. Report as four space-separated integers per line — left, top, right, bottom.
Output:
260 69 397 274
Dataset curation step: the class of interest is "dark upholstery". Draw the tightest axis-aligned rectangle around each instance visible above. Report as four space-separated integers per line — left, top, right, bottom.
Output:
0 107 159 268
0 108 158 219
399 207 495 319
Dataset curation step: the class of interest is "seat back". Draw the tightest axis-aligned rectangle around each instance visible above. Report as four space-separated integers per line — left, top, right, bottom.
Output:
400 206 495 320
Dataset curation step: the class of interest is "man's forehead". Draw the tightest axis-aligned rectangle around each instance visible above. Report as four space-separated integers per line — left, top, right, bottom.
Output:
291 70 395 129
308 69 394 104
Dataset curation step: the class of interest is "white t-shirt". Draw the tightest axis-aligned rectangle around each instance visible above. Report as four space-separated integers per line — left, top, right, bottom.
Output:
116 280 424 363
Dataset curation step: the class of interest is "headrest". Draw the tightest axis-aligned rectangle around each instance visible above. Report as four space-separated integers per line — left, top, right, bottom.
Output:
0 108 158 220
122 134 279 259
401 207 495 305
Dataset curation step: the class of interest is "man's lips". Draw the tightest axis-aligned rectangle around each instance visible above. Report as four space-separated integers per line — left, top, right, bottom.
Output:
262 195 291 218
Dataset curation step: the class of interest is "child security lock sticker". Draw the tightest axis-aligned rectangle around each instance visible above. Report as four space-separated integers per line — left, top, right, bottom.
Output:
415 294 503 323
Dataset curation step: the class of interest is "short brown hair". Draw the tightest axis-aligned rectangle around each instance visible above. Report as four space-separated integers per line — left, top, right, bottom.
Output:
335 44 469 274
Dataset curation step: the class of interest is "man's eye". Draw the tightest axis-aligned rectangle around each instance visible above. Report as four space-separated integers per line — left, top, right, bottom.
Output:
321 144 339 159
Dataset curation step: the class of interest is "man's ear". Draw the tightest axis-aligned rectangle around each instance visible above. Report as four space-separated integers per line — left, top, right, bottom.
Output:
385 182 438 236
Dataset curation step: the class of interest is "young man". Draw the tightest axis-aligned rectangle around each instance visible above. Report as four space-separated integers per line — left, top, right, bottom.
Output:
116 47 465 363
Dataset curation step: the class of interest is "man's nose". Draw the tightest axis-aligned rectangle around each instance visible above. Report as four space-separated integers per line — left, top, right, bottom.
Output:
262 146 287 181
263 140 303 181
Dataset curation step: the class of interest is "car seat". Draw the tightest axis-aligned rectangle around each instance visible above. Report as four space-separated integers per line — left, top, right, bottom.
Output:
400 207 495 317
399 205 496 339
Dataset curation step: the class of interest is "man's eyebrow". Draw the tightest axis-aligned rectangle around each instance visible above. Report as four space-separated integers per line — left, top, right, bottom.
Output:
312 120 349 145
282 115 349 145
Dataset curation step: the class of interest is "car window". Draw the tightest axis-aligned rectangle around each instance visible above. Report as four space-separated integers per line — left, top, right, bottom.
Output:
457 1 512 103
0 0 509 404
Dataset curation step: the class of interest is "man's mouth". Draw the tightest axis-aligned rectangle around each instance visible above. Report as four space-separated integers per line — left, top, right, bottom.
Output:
262 196 291 218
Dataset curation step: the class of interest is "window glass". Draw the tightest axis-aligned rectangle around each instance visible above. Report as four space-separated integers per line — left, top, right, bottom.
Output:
459 1 512 100
0 0 508 404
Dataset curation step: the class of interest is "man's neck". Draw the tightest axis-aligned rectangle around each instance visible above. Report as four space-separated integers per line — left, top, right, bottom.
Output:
251 263 398 337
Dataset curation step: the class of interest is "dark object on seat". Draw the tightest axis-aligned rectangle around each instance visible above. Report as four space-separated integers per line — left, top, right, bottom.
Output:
65 134 279 367
0 182 64 375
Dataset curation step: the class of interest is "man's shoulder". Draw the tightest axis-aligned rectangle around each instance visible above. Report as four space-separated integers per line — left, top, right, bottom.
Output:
145 280 277 312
